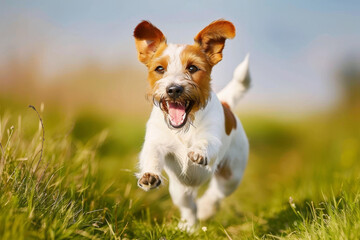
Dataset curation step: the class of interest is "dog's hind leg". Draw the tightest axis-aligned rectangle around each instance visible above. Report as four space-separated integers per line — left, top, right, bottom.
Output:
197 124 248 220
167 174 198 231
196 156 246 220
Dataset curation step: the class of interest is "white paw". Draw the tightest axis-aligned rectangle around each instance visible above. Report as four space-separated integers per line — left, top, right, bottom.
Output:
177 219 196 233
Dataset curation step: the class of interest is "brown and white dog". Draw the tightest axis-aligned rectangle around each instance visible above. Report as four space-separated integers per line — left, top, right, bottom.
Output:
133 19 250 230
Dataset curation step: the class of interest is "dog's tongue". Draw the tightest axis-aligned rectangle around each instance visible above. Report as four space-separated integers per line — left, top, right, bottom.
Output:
168 102 186 126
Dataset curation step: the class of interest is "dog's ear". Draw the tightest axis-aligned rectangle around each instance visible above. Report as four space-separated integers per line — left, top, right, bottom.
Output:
194 20 235 66
133 21 166 65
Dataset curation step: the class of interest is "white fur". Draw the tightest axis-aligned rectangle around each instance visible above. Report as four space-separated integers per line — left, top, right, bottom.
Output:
217 54 250 108
138 47 250 230
153 44 190 98
163 44 186 75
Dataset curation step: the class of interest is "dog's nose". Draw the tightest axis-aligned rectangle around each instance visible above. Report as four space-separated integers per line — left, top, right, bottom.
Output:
166 85 184 99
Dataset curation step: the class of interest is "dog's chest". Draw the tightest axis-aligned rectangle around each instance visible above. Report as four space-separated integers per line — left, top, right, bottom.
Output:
161 112 214 186
164 152 212 187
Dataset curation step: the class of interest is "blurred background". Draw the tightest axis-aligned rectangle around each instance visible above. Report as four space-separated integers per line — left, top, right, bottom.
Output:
1 1 360 174
1 0 359 116
1 1 360 237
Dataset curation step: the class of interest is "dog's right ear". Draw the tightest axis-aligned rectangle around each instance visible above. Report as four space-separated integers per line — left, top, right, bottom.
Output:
133 21 166 65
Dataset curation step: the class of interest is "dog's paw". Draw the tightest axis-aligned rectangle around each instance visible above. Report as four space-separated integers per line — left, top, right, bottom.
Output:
137 172 161 191
188 150 207 166
177 219 196 233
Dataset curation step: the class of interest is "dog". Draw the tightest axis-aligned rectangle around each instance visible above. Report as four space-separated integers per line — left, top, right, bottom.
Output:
133 19 250 230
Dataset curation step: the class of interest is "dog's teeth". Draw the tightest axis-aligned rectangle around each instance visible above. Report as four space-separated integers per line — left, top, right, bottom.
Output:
182 113 186 122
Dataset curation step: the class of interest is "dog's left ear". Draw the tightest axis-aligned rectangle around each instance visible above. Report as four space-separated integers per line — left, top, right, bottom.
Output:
133 21 166 65
194 20 235 66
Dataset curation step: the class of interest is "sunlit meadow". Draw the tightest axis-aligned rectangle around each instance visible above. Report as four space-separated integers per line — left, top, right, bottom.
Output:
1 1 360 239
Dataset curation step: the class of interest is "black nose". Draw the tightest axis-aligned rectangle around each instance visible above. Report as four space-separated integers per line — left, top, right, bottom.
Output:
166 85 184 99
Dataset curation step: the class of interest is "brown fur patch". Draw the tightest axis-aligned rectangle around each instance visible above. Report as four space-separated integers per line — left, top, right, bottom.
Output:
180 45 213 114
194 20 236 66
215 163 232 179
221 102 237 135
133 21 166 64
147 44 169 88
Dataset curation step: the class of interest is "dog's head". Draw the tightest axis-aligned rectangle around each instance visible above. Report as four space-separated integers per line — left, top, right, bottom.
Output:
133 20 235 130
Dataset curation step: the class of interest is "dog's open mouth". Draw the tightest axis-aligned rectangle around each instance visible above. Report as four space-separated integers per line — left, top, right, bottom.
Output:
161 100 193 128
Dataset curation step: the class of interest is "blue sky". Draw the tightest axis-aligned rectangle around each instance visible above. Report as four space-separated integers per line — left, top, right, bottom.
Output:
1 0 360 113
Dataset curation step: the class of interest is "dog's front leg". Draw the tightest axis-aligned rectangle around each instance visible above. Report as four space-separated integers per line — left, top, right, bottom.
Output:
188 133 222 168
137 141 164 191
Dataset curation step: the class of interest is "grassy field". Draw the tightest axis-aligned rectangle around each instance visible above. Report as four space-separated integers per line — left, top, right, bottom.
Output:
0 102 359 239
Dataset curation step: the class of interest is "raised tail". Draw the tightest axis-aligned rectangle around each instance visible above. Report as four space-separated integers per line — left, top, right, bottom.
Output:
217 54 251 109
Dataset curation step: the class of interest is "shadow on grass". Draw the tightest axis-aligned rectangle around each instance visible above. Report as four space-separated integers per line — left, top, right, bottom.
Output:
256 199 313 238
256 194 349 238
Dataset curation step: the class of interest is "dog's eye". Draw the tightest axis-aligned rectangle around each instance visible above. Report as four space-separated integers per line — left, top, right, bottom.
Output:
187 65 199 74
155 66 165 74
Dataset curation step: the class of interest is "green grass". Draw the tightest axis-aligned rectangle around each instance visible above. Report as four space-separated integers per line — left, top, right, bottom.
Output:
0 105 359 239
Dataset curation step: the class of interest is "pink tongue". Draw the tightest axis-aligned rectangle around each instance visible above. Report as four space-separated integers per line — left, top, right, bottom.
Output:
168 102 186 126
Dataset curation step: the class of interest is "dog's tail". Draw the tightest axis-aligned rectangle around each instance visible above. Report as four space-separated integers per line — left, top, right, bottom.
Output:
217 54 251 109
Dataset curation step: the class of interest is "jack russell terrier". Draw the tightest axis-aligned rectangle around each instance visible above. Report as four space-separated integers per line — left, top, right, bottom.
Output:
133 19 250 230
